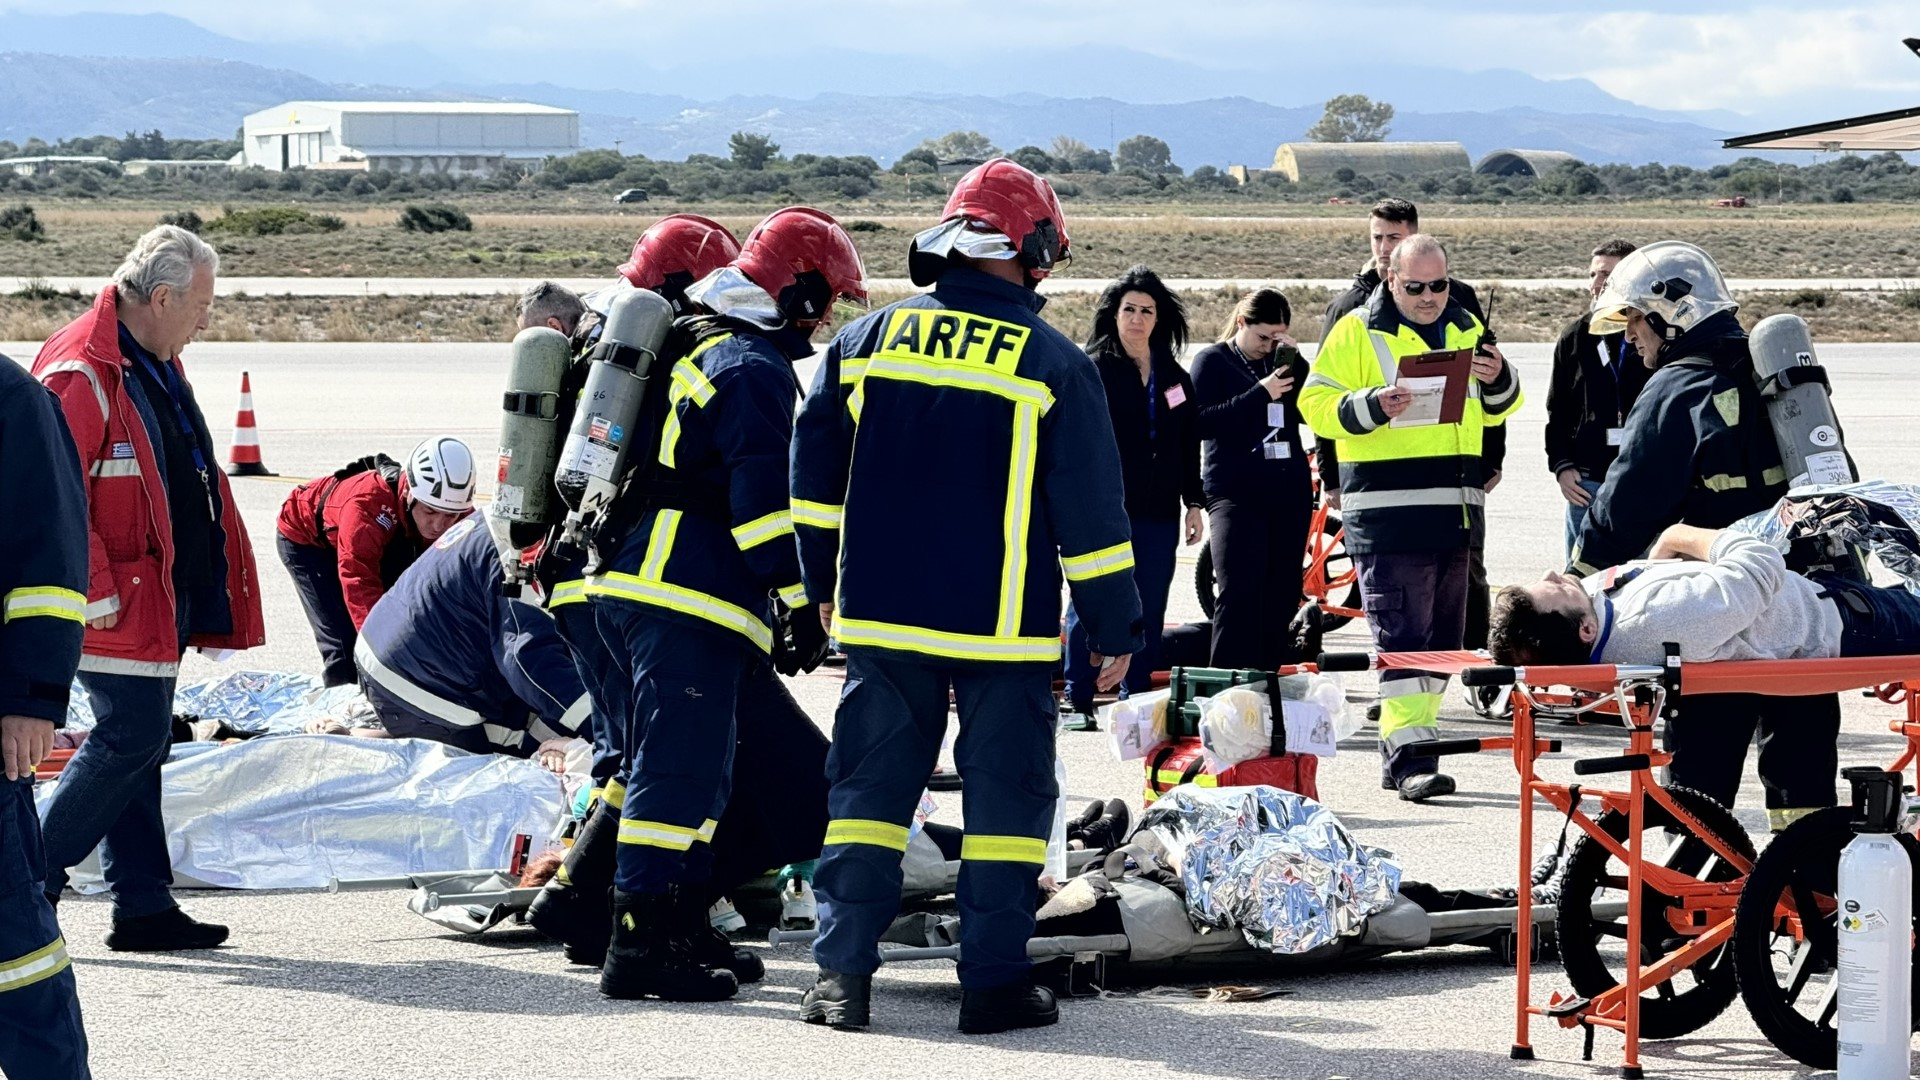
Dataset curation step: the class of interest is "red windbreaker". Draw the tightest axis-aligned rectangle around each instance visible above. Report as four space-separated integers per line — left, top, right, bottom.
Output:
31 287 266 676
277 467 423 629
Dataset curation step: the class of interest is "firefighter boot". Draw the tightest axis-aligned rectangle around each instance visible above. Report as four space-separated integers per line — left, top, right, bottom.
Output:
528 798 620 965
799 969 872 1029
674 889 765 984
599 889 738 1002
958 981 1059 1034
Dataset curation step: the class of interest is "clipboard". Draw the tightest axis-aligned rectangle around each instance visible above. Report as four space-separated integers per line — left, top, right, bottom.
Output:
1391 347 1473 427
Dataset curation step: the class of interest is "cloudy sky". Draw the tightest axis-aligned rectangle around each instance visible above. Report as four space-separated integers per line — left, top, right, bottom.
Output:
18 1 1920 119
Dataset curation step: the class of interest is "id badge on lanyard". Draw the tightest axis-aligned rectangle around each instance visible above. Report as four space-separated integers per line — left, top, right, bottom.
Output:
1597 339 1627 447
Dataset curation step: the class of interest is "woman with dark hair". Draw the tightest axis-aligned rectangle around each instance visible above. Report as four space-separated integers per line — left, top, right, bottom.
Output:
1060 266 1204 730
1189 288 1314 669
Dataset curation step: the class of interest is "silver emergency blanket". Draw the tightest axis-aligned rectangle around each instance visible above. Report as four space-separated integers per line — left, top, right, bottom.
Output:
407 872 529 935
1141 784 1401 954
1731 480 1920 595
63 670 374 734
37 736 566 891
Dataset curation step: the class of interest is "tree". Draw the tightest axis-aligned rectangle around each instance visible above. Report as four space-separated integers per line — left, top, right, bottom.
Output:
1305 95 1394 143
1009 145 1055 173
890 147 939 175
728 131 779 171
918 130 999 162
1115 134 1175 174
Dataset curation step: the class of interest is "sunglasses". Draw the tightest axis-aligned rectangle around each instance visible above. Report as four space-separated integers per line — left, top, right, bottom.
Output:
1399 277 1451 296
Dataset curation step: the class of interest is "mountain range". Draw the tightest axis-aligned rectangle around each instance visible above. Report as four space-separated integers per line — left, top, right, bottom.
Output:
0 11 1795 167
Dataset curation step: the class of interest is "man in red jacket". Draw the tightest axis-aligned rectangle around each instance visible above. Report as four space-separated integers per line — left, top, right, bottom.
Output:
32 225 265 951
276 437 476 686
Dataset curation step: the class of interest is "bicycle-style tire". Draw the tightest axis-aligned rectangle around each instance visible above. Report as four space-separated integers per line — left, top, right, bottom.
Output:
1731 806 1920 1069
1555 784 1756 1039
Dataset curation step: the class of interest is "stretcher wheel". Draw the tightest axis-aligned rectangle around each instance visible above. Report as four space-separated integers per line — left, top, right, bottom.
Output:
1554 784 1755 1039
1731 807 1920 1069
1194 525 1359 629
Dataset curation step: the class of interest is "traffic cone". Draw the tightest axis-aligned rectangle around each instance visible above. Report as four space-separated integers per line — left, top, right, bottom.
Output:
225 371 275 477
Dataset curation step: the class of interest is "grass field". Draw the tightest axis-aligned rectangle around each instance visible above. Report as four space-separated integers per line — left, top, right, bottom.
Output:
4 200 1920 282
6 282 1916 345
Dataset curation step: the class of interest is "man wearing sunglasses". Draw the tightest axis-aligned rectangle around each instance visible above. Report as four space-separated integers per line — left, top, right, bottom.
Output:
1300 234 1523 802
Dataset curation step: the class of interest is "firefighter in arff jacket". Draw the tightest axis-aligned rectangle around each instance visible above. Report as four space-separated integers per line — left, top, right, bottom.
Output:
1572 240 1836 830
275 436 477 686
0 352 93 1080
793 158 1143 1035
583 207 857 1003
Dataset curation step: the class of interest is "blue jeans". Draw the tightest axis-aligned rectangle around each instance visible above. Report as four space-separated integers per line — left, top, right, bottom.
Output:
1063 516 1178 713
1564 477 1604 564
39 671 179 916
1819 578 1920 657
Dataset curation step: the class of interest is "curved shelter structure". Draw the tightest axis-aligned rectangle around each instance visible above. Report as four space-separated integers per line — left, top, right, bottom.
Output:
1269 141 1470 182
1475 149 1579 177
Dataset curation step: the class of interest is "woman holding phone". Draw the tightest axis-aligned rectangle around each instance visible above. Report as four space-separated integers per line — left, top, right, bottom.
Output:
1189 288 1314 669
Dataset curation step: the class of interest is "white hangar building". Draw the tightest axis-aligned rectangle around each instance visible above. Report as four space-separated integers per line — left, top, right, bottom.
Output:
240 101 579 176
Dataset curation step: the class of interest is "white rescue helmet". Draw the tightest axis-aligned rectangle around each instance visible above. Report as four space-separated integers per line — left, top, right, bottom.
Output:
1588 240 1738 341
404 436 477 513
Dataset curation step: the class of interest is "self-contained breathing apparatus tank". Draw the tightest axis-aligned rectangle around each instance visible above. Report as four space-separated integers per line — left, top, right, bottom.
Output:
486 326 574 594
1750 313 1855 489
553 287 677 552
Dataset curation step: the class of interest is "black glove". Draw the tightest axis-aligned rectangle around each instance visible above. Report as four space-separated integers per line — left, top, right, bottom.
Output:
773 600 830 677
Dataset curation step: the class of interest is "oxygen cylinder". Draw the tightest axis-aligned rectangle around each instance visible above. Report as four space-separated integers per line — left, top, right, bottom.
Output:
1750 313 1855 489
554 287 676 548
486 326 573 590
1835 766 1915 1079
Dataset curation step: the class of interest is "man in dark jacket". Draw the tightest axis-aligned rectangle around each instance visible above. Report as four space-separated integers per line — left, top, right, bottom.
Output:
1322 198 1506 653
348 516 588 757
1573 240 1836 830
0 352 93 1080
1545 239 1649 561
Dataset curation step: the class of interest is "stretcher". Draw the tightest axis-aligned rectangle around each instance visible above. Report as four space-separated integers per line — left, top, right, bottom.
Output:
1318 645 1920 1077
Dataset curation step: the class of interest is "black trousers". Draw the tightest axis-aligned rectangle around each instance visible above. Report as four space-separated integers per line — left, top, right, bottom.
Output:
1464 546 1490 651
1663 691 1840 823
277 535 358 687
1206 490 1312 670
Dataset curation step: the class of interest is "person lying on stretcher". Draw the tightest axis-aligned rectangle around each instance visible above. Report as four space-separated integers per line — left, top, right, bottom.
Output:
1489 524 1920 666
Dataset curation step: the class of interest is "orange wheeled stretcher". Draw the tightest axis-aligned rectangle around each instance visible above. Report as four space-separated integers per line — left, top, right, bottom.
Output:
1320 646 1920 1077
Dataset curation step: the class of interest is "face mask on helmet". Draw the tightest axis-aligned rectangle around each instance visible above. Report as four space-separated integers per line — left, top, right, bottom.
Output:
1588 240 1735 339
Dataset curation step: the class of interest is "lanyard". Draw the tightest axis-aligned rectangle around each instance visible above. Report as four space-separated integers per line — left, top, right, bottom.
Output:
1590 595 1614 663
1146 362 1157 444
121 327 211 479
1598 337 1628 426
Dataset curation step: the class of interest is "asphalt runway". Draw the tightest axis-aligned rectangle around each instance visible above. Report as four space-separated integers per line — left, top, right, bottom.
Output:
4 338 1917 1079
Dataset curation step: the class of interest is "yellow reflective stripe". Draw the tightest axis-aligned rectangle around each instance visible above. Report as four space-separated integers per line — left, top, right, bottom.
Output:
959 834 1048 864
0 938 70 993
671 358 718 408
823 818 909 852
865 355 1055 412
639 510 682 582
777 583 808 608
848 381 865 423
1768 806 1822 833
839 359 868 384
3 586 87 624
89 458 140 478
616 817 720 850
731 509 795 551
1153 769 1219 787
1702 473 1749 493
1060 541 1135 583
603 778 628 810
548 579 588 608
585 571 775 654
995 401 1040 637
792 500 843 530
832 616 1060 663
1763 466 1787 487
